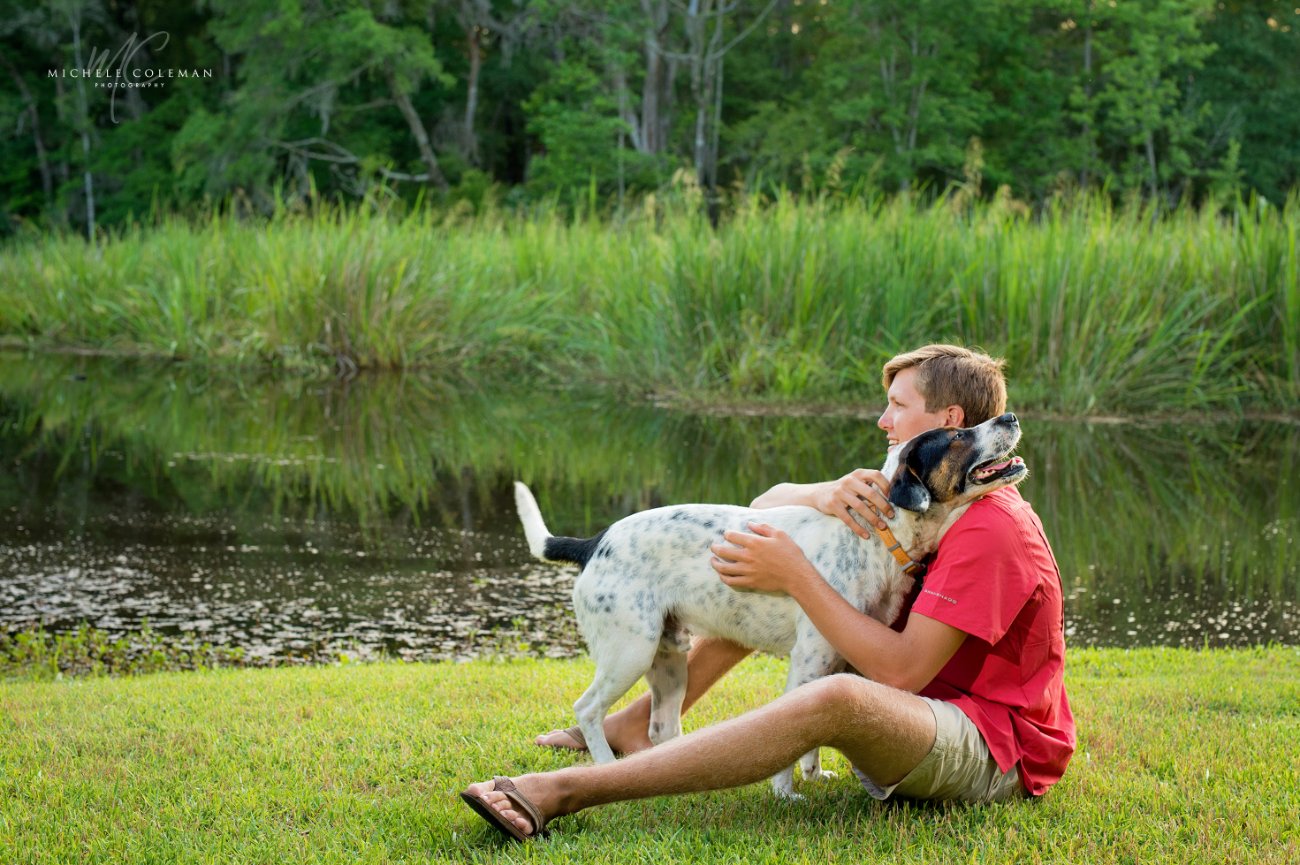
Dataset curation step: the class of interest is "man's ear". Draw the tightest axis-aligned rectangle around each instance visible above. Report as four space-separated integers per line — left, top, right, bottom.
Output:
888 465 932 513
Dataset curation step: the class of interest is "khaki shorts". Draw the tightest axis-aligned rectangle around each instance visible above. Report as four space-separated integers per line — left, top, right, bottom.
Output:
854 697 1028 803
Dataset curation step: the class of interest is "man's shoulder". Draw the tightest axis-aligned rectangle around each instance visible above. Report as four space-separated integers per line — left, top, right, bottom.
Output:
954 486 1029 531
932 486 1042 557
979 485 1027 510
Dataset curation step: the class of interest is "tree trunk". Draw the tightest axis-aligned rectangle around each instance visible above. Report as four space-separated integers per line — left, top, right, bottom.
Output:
640 0 671 154
463 21 482 164
53 76 71 194
878 40 909 191
710 38 723 188
69 11 96 240
612 65 644 152
1 55 54 212
615 66 629 203
1081 9 1094 189
660 56 678 152
387 69 449 191
688 0 707 184
692 0 725 201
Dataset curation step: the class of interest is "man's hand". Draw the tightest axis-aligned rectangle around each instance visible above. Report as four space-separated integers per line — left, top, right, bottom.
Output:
709 522 820 595
814 469 895 537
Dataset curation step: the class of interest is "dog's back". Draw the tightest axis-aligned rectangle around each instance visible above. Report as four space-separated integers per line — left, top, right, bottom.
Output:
580 504 832 655
515 483 901 657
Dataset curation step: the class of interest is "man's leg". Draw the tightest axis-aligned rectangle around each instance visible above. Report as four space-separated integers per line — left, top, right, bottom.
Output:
472 673 937 837
535 636 753 753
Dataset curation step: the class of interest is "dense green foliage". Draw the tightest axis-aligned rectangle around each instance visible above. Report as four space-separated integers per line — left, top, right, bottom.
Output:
2 649 1298 862
3 0 1300 236
2 194 1296 411
0 622 248 679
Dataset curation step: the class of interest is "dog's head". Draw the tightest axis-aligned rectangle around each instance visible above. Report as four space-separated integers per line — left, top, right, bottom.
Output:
883 413 1028 515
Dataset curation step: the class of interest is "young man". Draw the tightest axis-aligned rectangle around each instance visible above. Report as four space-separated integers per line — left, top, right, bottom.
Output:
463 345 1074 841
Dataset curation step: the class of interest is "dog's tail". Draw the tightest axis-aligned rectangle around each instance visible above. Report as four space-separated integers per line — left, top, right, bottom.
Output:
514 481 607 567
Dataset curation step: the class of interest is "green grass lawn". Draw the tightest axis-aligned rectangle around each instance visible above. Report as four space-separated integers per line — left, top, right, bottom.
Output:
2 647 1297 864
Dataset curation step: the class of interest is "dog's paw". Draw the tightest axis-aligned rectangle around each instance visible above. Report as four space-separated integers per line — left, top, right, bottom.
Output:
770 770 801 800
802 768 837 783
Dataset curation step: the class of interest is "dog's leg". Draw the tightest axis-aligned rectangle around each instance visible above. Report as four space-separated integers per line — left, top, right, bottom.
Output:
797 747 833 784
769 649 814 800
793 666 843 786
794 652 845 785
644 638 689 746
572 635 659 764
771 633 843 799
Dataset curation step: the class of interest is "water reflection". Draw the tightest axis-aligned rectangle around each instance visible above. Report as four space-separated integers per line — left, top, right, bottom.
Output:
1 354 1296 661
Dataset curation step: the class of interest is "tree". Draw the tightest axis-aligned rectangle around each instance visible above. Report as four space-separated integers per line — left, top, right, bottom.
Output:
788 0 992 192
2 0 110 236
1193 0 1300 201
522 59 657 199
442 0 534 166
177 0 453 206
1 0 1298 225
1055 0 1216 201
674 0 780 213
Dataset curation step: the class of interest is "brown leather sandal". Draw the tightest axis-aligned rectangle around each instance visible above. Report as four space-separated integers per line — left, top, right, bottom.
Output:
460 776 549 842
558 725 586 749
536 725 590 752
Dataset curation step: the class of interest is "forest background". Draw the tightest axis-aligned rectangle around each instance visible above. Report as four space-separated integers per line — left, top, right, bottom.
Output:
4 0 1300 236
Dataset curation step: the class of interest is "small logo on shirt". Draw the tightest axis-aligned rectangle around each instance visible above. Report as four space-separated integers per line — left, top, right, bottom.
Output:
921 588 958 605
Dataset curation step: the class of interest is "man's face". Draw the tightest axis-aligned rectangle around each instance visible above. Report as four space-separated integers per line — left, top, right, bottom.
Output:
877 367 960 450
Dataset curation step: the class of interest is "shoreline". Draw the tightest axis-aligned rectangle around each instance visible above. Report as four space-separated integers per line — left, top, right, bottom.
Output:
4 344 1296 425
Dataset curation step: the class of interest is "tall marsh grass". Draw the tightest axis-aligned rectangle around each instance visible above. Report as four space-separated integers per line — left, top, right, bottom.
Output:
1 194 1296 414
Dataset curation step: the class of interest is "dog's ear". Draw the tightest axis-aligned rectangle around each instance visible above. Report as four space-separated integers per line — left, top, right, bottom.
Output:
887 438 933 513
888 465 932 513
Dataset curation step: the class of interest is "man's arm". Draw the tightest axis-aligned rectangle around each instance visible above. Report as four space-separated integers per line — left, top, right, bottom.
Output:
750 470 896 536
749 481 831 510
782 562 965 691
710 523 965 691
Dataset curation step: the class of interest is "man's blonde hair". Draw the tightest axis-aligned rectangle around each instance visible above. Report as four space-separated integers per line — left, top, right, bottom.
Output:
882 344 1008 426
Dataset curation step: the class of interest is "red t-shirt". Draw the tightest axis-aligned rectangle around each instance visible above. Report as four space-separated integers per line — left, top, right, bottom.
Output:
909 486 1076 796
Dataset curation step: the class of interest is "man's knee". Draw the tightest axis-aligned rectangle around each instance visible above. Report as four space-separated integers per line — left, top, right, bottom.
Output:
793 675 935 763
799 673 924 724
797 673 878 719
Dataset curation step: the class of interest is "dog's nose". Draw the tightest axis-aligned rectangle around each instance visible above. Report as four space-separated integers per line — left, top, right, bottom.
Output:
1000 412 1018 426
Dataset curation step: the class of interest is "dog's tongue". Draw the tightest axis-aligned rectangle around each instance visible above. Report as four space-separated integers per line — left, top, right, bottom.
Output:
974 459 1014 479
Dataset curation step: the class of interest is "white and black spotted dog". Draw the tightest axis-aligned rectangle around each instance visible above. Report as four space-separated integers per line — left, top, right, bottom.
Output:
514 412 1028 798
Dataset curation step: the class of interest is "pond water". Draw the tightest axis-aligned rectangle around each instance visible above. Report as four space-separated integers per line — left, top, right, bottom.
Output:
2 355 1297 663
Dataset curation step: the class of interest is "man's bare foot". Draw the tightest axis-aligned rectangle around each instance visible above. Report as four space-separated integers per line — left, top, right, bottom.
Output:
534 727 588 752
534 717 653 755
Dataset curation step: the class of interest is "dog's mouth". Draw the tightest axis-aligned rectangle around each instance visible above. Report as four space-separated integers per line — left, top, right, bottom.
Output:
969 453 1027 485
